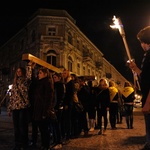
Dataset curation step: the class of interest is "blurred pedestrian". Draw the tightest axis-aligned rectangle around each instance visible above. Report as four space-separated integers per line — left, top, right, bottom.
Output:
129 26 150 150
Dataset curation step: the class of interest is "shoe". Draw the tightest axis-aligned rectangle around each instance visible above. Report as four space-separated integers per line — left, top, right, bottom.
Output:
52 144 62 149
98 130 102 135
140 143 150 150
89 128 94 132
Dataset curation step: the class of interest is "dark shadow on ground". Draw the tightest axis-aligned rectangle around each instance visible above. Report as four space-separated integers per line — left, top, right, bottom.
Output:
122 135 145 145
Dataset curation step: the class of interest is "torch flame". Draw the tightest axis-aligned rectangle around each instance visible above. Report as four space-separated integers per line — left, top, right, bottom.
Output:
110 16 120 29
110 15 125 35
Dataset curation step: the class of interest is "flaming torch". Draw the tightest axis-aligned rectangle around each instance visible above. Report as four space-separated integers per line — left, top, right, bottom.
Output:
110 16 141 91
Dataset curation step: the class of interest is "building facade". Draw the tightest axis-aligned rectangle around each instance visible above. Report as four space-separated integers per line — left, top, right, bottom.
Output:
0 8 127 98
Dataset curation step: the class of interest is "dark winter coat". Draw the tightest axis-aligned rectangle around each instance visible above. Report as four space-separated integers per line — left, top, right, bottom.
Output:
32 77 53 121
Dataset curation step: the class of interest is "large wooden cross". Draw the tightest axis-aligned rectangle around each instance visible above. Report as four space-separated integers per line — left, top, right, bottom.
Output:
22 53 61 73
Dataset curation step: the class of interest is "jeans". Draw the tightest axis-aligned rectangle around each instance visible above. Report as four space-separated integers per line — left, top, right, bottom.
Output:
97 108 108 130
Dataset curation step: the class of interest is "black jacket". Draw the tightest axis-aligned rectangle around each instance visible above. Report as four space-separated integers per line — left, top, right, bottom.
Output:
140 50 150 107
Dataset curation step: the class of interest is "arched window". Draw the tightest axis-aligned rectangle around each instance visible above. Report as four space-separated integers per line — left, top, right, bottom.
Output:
68 56 73 72
46 50 56 66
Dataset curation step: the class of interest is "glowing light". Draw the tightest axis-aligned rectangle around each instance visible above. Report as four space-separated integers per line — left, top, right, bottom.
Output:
110 16 120 29
8 84 12 90
110 15 125 36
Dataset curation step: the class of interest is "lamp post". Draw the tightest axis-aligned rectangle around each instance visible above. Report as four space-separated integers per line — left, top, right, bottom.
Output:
110 16 141 91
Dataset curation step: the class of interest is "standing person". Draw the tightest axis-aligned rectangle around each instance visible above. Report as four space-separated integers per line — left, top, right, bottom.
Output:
129 26 150 150
70 73 82 138
96 78 110 135
31 67 54 150
116 89 124 124
87 80 97 132
77 77 90 136
108 81 120 130
121 81 135 129
51 72 65 149
28 63 39 148
7 66 31 150
61 69 75 144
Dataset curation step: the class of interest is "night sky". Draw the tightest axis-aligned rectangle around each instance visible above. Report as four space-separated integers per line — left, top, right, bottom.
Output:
1 0 150 82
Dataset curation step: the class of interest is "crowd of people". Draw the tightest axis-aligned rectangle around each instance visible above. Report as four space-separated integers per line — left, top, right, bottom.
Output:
5 22 150 150
7 62 137 150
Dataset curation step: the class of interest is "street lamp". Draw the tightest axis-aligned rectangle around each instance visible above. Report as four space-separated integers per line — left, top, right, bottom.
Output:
110 15 141 91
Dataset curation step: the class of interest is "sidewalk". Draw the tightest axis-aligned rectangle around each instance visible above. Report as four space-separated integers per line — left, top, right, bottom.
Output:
0 107 146 150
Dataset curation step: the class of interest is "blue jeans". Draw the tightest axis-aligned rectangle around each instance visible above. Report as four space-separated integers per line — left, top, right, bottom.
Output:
144 113 150 145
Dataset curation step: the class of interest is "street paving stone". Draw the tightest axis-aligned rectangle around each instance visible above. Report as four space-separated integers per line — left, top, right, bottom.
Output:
0 107 146 150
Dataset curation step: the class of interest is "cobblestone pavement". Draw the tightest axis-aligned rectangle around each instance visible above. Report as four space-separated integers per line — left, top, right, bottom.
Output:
0 107 146 150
